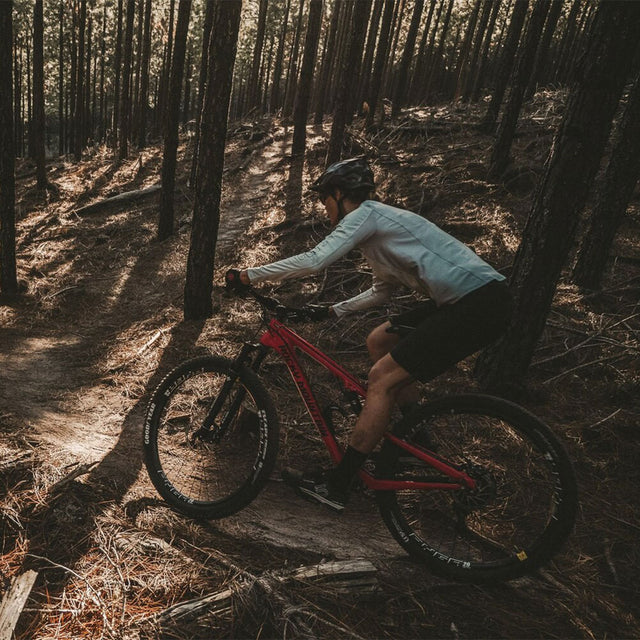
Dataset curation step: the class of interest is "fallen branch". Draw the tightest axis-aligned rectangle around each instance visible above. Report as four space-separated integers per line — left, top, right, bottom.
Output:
47 461 99 495
143 558 378 637
0 570 38 640
73 184 160 216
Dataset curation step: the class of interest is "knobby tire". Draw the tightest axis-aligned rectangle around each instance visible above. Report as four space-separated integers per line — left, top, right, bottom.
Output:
143 355 279 519
375 394 578 583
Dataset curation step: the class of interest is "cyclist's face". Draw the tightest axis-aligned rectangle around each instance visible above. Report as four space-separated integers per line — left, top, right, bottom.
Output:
322 190 341 227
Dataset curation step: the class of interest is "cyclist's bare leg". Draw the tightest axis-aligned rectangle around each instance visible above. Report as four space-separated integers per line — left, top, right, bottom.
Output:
348 353 414 453
366 322 419 408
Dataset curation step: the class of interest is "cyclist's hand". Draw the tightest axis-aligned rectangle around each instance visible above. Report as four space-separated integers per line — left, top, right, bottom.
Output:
225 269 250 294
302 304 333 321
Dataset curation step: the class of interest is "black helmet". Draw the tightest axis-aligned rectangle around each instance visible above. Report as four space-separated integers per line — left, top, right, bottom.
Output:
310 157 375 197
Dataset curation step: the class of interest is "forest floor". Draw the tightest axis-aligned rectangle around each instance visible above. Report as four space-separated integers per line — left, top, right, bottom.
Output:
1 95 640 639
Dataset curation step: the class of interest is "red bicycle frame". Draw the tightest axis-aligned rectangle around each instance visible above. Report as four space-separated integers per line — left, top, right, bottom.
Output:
259 317 476 492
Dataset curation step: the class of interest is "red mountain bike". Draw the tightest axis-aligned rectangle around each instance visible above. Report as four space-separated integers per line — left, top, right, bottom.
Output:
143 287 577 583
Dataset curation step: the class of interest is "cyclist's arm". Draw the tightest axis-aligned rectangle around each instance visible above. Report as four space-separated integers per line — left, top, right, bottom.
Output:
246 207 375 284
331 278 394 317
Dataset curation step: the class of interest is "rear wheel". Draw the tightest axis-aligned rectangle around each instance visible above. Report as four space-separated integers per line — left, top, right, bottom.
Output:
143 356 279 518
375 394 577 583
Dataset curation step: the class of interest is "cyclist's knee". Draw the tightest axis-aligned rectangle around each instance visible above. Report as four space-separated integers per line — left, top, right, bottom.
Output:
367 355 411 396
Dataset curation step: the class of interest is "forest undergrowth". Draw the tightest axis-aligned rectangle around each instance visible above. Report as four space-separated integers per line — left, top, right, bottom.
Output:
1 95 640 639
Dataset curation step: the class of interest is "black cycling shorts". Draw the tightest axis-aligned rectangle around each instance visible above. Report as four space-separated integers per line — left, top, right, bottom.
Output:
389 279 512 382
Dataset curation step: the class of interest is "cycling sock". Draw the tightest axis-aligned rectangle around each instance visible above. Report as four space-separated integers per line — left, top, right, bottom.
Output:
329 445 368 492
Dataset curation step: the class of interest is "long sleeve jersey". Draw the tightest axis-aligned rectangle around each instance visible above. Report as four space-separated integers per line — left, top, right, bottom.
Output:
246 200 505 317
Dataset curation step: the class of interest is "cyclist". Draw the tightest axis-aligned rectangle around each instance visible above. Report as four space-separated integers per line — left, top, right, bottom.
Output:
226 157 512 512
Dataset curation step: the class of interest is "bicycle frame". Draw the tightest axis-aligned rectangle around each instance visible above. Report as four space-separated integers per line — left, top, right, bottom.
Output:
256 317 476 492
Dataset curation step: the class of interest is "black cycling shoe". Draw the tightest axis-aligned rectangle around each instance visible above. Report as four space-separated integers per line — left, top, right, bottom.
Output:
281 468 348 512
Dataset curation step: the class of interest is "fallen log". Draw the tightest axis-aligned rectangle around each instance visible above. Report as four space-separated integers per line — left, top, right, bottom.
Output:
0 570 38 640
144 558 378 638
73 184 161 216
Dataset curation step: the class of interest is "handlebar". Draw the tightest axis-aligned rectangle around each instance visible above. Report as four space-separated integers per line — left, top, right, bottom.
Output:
229 286 329 324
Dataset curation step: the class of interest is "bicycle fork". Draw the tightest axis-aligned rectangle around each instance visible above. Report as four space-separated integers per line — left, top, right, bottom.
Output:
192 343 270 444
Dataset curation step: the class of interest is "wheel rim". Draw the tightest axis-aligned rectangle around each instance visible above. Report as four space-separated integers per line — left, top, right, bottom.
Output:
154 368 267 507
389 408 570 571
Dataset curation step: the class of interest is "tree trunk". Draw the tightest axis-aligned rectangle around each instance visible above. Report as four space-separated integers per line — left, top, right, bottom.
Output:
453 0 482 100
313 0 341 124
525 0 563 100
269 0 291 113
357 0 384 113
113 0 124 145
488 0 550 179
391 0 424 118
423 0 454 101
283 0 306 120
33 0 47 187
136 0 152 147
469 0 501 101
573 68 640 290
481 0 529 131
158 0 192 241
189 0 216 188
327 0 370 163
365 0 395 128
292 0 323 155
477 1 640 393
185 0 242 320
0 1 17 296
58 1 65 155
248 0 269 112
73 0 86 160
118 0 136 160
407 0 438 103
462 0 494 101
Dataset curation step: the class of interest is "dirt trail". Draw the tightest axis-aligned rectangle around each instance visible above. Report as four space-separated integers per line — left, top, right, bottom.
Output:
0 130 399 562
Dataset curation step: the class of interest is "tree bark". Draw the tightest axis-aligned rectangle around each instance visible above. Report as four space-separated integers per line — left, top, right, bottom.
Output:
283 0 306 119
113 0 124 145
0 1 17 296
470 0 502 101
248 0 269 112
118 0 136 160
573 68 640 290
488 0 550 179
481 0 529 131
453 0 483 100
136 0 153 147
32 0 47 187
189 0 216 187
313 0 341 124
185 0 242 320
477 1 640 392
269 0 291 113
525 0 563 100
365 0 395 128
73 0 87 160
158 0 192 241
292 0 323 155
391 0 424 118
327 0 370 163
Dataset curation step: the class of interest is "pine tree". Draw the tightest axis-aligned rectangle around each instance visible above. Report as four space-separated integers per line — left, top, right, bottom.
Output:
185 0 243 320
0 1 17 296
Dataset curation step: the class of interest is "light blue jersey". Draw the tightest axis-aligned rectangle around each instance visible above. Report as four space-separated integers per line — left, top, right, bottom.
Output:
247 200 504 317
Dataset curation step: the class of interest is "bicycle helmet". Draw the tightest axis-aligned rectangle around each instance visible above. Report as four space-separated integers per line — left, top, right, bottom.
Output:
310 157 375 198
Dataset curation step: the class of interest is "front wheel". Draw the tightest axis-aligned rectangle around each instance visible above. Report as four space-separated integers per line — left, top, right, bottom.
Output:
143 355 279 519
375 394 578 583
